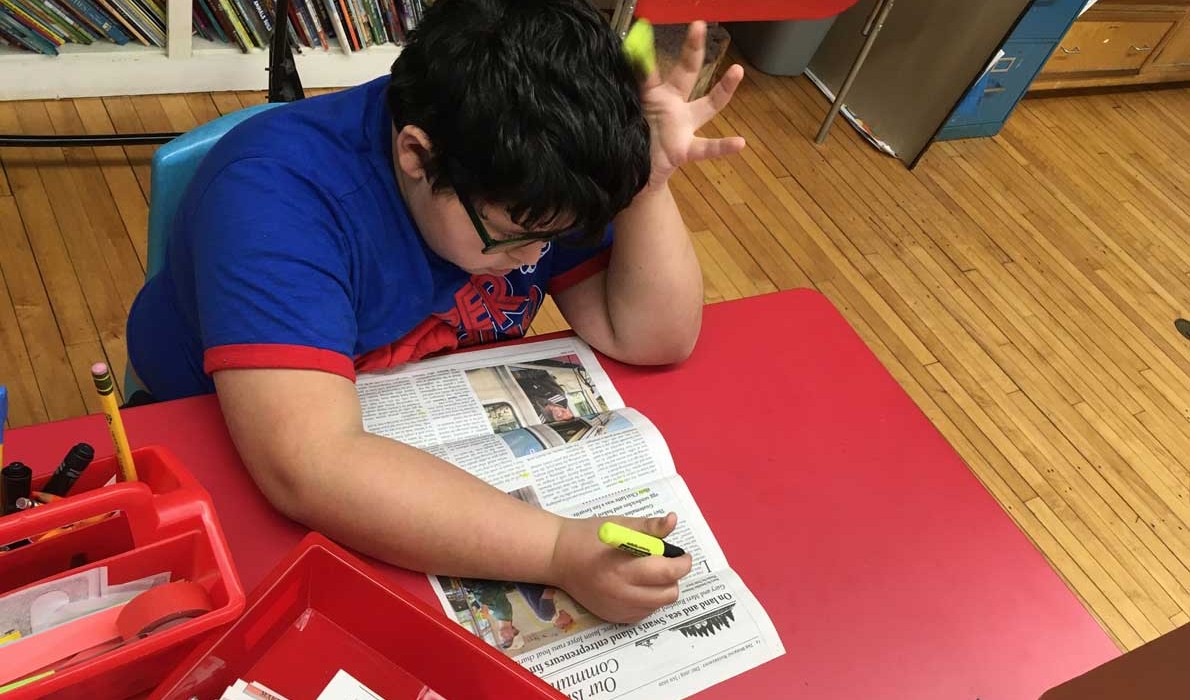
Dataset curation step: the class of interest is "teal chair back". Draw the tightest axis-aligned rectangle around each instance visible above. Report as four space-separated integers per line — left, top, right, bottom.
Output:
126 102 283 397
144 103 282 278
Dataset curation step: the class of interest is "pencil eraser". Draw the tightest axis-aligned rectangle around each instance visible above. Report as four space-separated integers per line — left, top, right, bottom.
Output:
91 362 109 377
623 19 656 78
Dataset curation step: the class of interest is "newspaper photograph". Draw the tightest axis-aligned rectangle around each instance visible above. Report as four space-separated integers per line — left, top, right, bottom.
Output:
356 338 784 700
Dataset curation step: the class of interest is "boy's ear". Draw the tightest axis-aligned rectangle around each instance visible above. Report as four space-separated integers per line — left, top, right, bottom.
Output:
394 125 435 181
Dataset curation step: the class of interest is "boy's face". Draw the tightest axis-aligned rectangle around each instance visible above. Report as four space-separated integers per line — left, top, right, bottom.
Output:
392 125 564 276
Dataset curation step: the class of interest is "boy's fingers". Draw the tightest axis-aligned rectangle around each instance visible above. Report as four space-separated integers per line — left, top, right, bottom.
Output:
688 136 746 163
626 553 693 586
668 21 707 99
628 584 682 611
636 512 678 538
641 67 664 90
691 64 744 128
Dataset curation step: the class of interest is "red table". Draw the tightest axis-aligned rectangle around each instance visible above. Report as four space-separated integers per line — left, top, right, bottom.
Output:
635 0 857 23
6 290 1118 699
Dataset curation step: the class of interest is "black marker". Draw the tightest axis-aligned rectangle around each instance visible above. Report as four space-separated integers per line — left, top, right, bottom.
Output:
2 462 33 515
43 443 94 497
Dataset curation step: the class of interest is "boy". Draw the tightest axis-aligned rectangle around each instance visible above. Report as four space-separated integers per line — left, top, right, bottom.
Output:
126 0 745 624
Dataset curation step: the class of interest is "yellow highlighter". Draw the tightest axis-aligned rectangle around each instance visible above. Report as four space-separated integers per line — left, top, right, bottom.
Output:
599 522 686 558
91 363 137 482
0 670 53 694
622 19 656 79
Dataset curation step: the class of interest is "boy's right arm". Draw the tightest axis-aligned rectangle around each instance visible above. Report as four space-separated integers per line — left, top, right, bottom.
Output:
213 366 692 623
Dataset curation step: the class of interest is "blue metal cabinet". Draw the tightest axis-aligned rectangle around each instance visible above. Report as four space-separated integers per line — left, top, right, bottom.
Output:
938 0 1086 140
1014 0 1089 39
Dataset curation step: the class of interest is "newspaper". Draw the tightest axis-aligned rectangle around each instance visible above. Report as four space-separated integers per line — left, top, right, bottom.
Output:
357 338 784 700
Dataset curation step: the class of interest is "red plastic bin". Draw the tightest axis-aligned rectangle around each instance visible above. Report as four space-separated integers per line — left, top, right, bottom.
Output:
153 533 565 700
0 446 245 700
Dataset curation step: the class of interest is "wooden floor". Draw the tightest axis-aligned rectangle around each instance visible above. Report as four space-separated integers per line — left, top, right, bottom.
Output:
2 70 1189 651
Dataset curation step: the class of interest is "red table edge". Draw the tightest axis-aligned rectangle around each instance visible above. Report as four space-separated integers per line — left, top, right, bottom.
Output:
634 0 859 24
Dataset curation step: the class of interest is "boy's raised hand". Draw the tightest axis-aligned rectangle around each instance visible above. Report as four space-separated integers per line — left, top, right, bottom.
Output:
639 21 746 189
549 513 693 624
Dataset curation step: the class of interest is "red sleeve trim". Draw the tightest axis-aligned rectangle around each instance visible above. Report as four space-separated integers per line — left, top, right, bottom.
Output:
203 344 357 382
548 249 612 295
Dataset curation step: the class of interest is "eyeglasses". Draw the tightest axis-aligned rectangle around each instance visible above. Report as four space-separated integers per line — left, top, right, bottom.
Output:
459 193 575 255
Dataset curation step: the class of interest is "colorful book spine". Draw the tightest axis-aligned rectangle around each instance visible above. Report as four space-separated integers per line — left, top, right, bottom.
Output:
0 7 59 52
191 5 212 40
0 0 68 44
138 0 164 24
194 0 226 42
60 0 131 44
287 0 312 48
303 0 327 49
381 0 402 44
55 0 105 37
92 0 152 45
108 0 162 45
229 0 265 47
6 0 69 42
216 0 253 50
248 0 271 32
43 0 96 42
298 0 323 48
129 0 166 40
366 0 387 43
345 0 370 46
206 0 243 48
310 0 333 46
319 0 349 53
398 0 414 33
335 0 358 51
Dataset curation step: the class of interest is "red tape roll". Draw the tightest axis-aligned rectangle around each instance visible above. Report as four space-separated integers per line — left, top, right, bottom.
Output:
116 581 213 641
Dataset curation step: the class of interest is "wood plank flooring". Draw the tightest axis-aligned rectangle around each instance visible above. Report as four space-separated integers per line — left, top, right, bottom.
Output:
1 71 1188 651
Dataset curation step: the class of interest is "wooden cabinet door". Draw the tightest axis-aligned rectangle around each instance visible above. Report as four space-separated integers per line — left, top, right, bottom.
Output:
1043 19 1175 73
1150 18 1190 68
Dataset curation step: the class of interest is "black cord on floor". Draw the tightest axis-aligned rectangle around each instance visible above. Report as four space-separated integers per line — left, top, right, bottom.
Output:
0 134 181 147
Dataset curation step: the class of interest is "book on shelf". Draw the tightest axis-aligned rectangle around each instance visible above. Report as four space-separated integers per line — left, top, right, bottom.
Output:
1 0 433 55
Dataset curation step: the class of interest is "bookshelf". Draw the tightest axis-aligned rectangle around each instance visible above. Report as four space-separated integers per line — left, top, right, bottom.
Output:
0 0 401 100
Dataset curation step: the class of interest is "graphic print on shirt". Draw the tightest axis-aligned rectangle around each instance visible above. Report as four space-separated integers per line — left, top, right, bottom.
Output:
352 273 545 373
437 274 544 346
517 241 550 275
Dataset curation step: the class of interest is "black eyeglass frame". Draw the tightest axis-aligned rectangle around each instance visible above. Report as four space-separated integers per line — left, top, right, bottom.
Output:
459 193 577 255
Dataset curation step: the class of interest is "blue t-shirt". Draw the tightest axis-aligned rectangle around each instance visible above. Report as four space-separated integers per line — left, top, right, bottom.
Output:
127 77 610 400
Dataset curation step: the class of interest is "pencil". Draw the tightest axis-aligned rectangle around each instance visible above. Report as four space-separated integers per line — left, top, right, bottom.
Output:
90 363 137 482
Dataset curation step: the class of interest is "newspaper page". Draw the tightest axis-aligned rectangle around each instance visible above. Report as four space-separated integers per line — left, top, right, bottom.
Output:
356 339 785 700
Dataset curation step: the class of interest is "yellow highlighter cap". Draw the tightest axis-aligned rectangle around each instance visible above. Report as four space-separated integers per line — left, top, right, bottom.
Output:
622 19 656 78
599 521 665 557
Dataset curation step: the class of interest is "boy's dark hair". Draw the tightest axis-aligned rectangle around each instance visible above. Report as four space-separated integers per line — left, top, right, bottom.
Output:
387 0 650 244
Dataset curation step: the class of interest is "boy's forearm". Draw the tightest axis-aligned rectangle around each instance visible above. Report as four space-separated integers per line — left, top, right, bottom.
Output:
286 431 564 583
605 183 703 363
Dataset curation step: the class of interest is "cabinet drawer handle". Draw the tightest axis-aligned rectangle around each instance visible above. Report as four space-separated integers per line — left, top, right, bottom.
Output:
990 56 1018 72
984 86 1007 95
1060 46 1081 54
1131 44 1153 52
